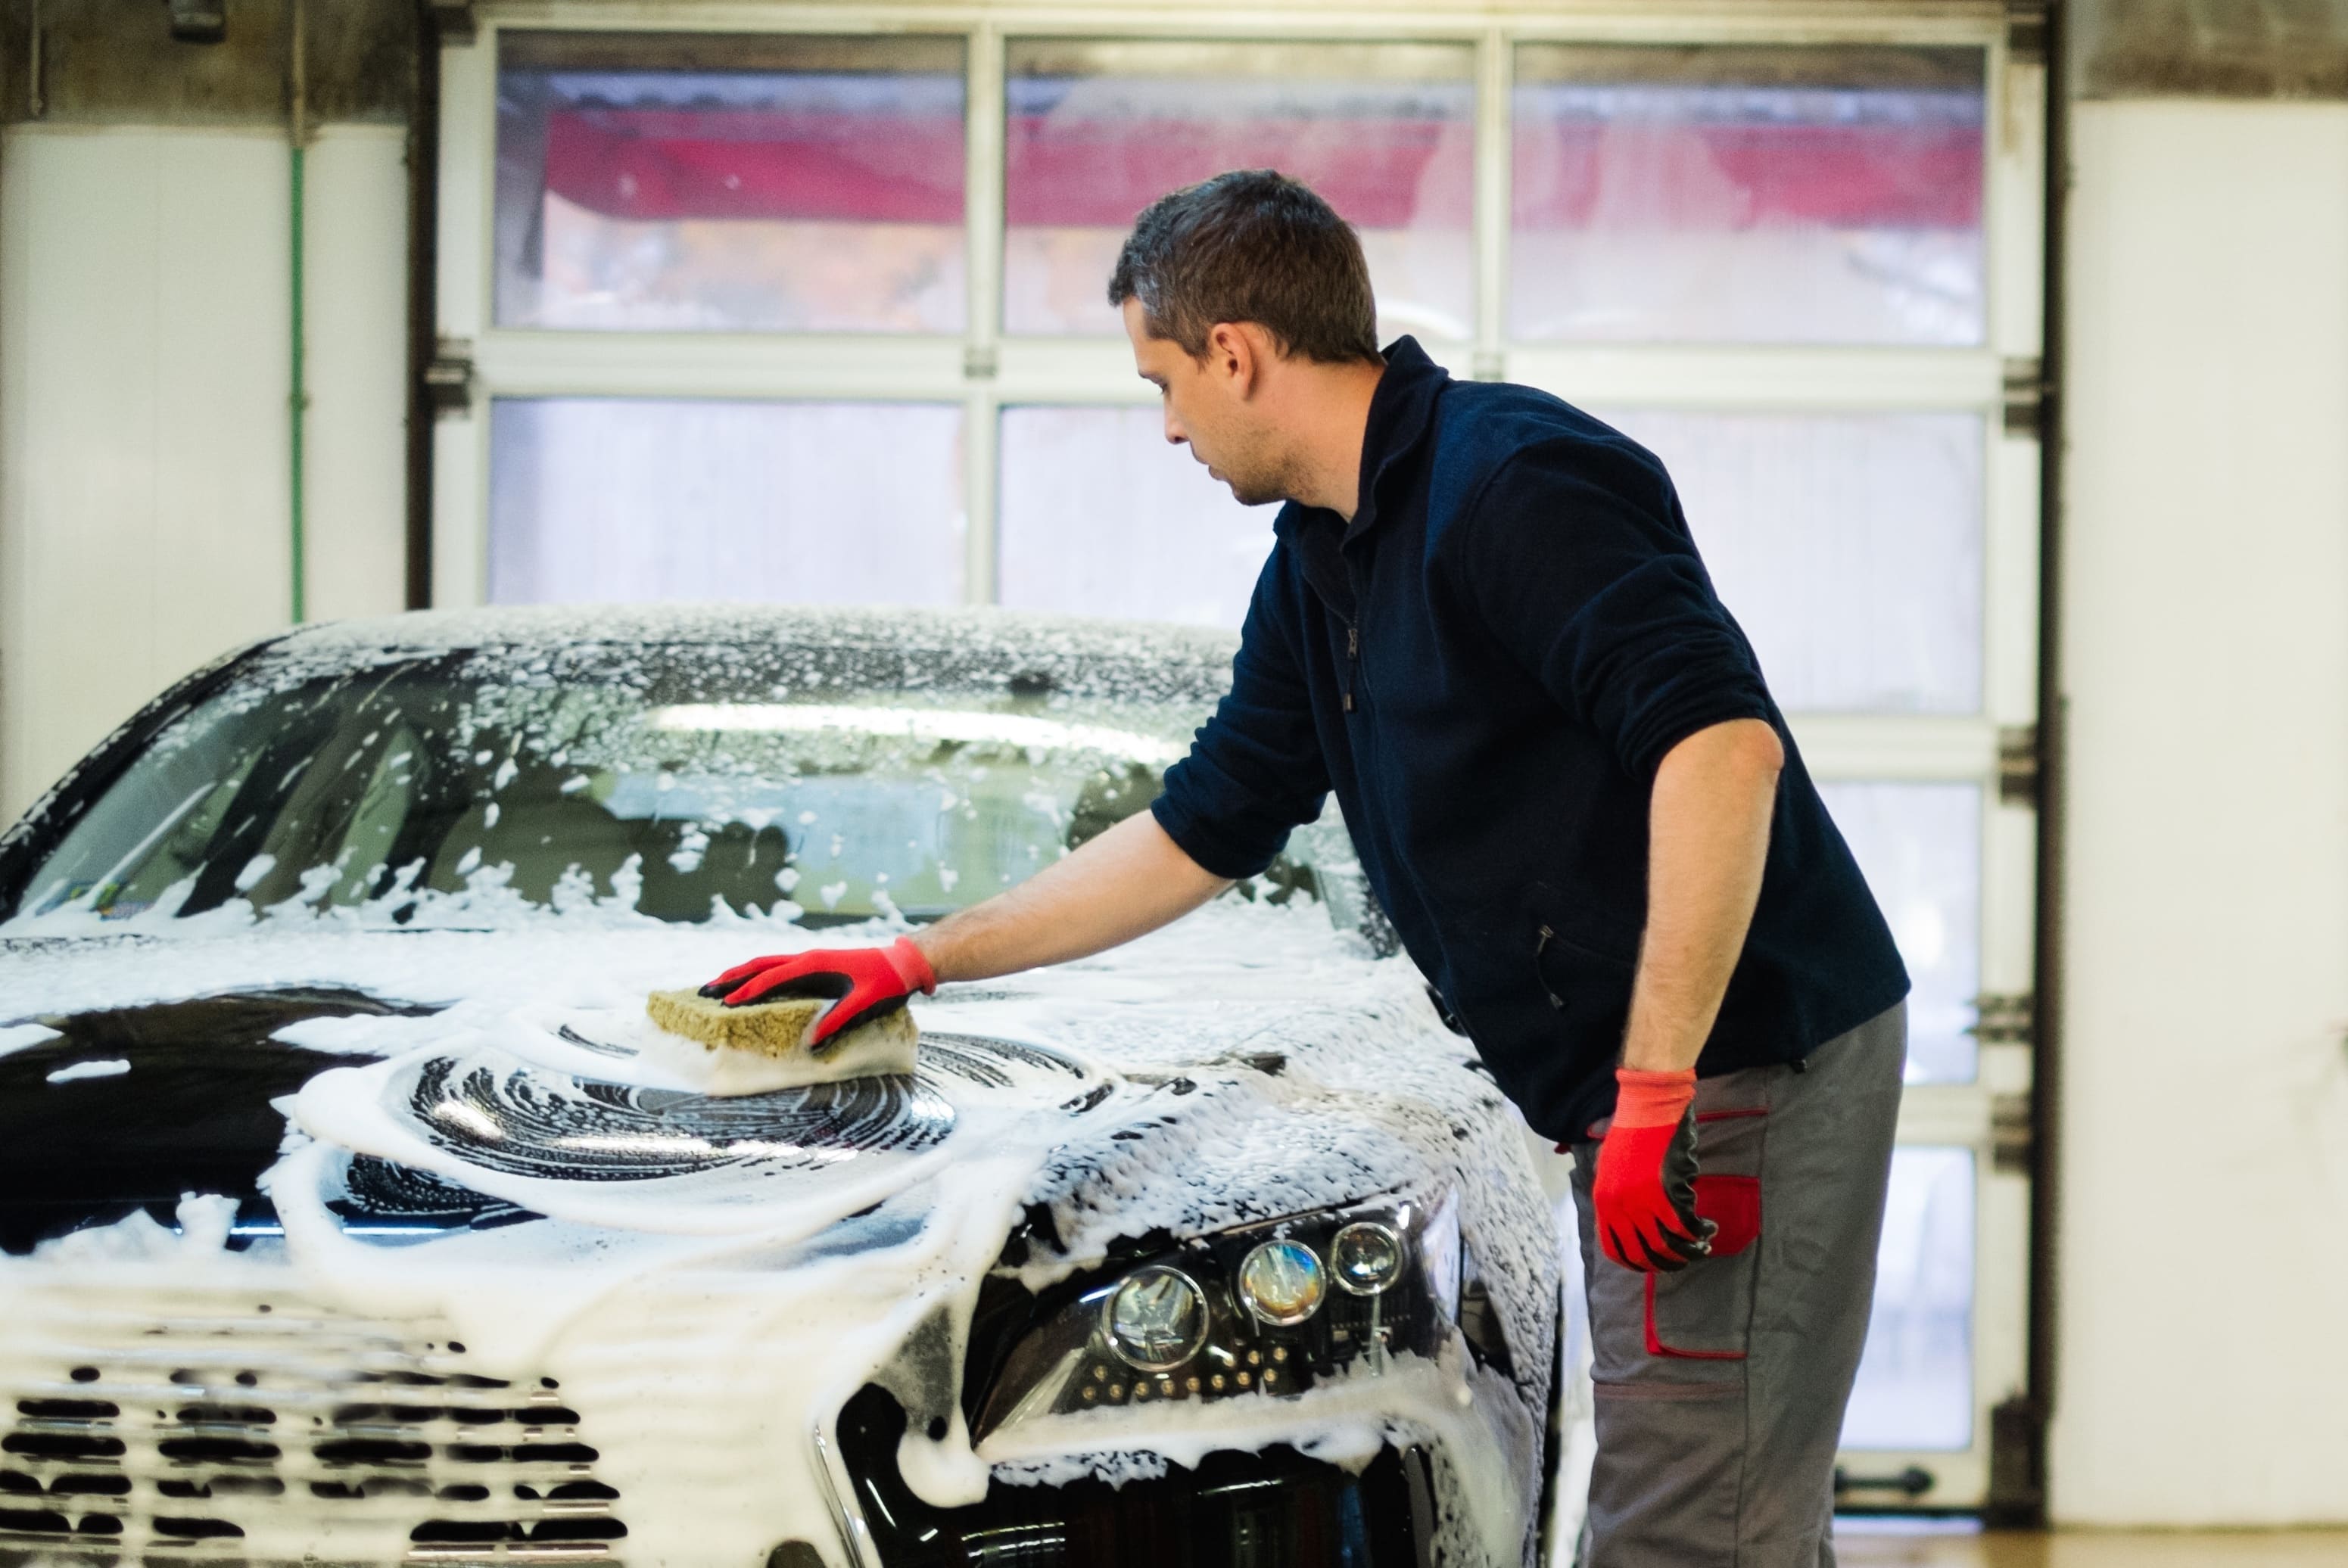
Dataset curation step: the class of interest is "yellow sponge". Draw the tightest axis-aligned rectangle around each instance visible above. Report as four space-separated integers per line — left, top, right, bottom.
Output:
643 988 919 1085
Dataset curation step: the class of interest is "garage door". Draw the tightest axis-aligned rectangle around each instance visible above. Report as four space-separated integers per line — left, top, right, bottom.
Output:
429 1 2049 1516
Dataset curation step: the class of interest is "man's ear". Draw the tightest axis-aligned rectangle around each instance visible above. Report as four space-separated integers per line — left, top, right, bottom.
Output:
1202 321 1264 397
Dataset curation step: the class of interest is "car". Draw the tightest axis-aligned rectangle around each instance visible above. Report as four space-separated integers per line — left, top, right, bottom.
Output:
0 604 1592 1568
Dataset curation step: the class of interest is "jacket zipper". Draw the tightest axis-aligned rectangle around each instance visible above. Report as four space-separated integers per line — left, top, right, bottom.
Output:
1536 923 1564 1010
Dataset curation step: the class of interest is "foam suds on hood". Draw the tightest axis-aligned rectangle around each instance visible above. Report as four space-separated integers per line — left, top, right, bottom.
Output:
42 1056 129 1083
0 1021 60 1059
0 899 1560 1566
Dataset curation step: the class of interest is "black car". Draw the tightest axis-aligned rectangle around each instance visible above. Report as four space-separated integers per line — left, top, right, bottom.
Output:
0 605 1587 1567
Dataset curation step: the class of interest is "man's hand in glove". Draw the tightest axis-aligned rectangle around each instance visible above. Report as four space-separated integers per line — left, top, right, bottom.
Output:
1592 1066 1717 1272
699 936 937 1047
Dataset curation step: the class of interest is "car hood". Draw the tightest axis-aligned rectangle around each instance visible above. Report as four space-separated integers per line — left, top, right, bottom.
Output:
0 904 1538 1271
0 901 1562 1568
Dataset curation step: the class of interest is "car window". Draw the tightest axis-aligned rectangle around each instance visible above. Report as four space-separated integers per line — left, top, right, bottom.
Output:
8 641 1329 931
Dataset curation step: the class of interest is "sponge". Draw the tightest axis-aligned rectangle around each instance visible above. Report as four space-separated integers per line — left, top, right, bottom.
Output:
643 989 918 1087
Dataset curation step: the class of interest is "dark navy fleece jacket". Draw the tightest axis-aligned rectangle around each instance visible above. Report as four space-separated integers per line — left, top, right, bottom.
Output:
1151 338 1910 1143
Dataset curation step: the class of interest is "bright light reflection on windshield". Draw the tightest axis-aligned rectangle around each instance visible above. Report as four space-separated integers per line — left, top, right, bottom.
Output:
647 704 1187 765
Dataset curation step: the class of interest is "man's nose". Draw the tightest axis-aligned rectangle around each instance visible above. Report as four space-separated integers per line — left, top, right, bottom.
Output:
1162 411 1187 446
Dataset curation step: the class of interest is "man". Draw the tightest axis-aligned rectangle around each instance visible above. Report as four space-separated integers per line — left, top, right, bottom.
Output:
707 170 1910 1566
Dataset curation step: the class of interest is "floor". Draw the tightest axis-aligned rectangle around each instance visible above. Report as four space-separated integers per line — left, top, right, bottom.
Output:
1836 1527 2348 1566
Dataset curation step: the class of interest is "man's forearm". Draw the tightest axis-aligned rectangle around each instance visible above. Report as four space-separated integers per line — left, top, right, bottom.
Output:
909 810 1232 985
1620 718 1784 1073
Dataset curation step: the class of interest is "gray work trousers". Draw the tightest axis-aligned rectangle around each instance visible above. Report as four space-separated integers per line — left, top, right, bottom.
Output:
1567 1003 1905 1567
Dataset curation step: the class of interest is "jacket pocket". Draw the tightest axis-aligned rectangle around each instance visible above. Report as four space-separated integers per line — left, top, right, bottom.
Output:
1526 884 1635 1057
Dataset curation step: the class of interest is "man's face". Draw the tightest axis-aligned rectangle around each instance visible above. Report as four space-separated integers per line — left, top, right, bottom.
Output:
1123 299 1291 507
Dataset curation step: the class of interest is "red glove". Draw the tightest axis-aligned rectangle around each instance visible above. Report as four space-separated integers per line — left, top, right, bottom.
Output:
699 936 937 1047
1592 1067 1717 1273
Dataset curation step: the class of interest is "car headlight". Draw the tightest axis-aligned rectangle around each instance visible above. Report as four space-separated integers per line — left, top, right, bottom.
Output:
1331 1220 1406 1295
1103 1265 1210 1371
1237 1240 1326 1327
965 1193 1461 1443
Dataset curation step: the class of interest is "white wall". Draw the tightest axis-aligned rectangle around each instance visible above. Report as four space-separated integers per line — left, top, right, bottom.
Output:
303 126 413 626
2055 100 2348 1525
0 123 407 824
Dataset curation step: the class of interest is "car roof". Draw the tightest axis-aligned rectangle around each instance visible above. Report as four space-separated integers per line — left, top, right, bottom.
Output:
255 603 1243 705
276 602 1235 657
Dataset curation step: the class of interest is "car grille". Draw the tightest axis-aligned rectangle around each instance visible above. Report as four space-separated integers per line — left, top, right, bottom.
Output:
0 1279 624 1563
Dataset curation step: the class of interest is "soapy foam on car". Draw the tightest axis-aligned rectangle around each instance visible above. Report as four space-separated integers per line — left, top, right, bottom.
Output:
43 1056 130 1083
0 899 1559 1568
975 1339 1536 1554
0 1022 59 1059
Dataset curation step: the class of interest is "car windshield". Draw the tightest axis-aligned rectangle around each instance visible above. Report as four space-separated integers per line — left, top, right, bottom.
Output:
8 632 1339 931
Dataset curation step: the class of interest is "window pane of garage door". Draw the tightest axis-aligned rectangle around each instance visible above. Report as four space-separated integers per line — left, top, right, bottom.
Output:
1512 44 1986 345
1814 782 1980 1086
997 406 1273 627
1594 409 1984 715
1004 40 1475 341
488 399 965 607
495 33 967 332
1843 1146 1976 1451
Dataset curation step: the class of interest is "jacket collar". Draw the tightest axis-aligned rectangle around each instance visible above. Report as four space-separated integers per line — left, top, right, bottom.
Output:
1275 335 1450 546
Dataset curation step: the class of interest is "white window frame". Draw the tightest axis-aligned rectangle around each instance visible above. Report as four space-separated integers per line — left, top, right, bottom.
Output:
434 0 2044 1514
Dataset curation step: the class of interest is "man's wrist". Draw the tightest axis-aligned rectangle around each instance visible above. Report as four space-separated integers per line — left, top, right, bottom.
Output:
1618 1022 1705 1075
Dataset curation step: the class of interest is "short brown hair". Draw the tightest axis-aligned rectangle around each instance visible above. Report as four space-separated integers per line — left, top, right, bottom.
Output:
1107 170 1381 366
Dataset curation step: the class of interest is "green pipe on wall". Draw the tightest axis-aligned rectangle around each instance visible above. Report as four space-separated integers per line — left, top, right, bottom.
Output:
289 138 307 625
288 0 309 625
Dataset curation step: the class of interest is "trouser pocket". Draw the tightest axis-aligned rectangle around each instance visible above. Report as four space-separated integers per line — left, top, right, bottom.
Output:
1642 1106 1766 1361
1573 1096 1771 1382
1643 1172 1761 1358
